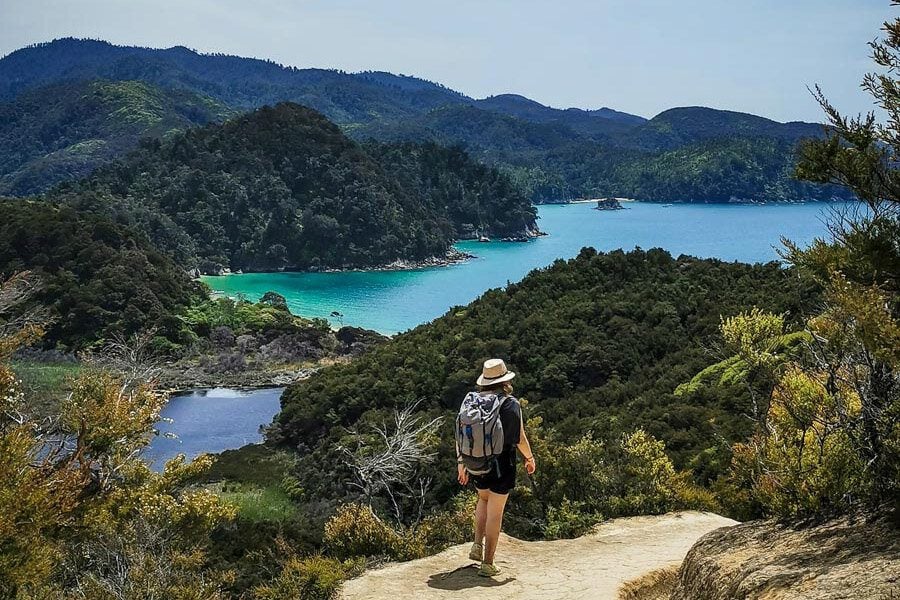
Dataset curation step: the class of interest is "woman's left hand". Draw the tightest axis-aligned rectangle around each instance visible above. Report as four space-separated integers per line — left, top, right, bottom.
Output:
524 456 536 475
457 463 469 485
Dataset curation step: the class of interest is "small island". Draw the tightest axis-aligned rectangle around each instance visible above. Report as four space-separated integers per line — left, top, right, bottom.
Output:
595 197 626 210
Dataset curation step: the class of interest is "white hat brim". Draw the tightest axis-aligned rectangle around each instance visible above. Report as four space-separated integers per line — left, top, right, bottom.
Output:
476 371 516 386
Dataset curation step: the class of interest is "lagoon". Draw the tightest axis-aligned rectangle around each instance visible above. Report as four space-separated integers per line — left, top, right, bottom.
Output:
203 202 849 334
144 387 284 468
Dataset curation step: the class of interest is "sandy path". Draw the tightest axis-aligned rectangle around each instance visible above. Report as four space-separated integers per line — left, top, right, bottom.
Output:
340 511 736 600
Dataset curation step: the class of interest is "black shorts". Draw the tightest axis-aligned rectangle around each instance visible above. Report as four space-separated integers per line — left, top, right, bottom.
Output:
470 450 516 495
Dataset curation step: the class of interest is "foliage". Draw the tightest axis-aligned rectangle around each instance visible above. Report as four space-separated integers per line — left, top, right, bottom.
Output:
10 359 81 417
215 483 300 524
274 248 820 529
523 423 682 535
0 199 202 350
253 546 362 600
0 275 234 597
365 141 538 237
412 492 477 552
0 38 853 203
323 503 418 561
542 500 604 540
322 494 477 563
696 8 900 519
0 79 233 195
357 104 852 203
689 301 896 519
743 366 866 517
675 309 811 421
54 103 536 272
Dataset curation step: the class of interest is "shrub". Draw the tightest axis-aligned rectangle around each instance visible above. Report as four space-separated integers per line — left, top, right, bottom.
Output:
610 429 678 516
323 503 418 561
670 471 721 513
510 420 681 537
413 493 476 552
742 366 867 518
253 555 355 600
542 499 602 539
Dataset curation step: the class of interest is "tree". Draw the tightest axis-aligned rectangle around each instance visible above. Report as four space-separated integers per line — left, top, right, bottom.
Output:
685 8 900 519
0 273 235 597
791 5 900 510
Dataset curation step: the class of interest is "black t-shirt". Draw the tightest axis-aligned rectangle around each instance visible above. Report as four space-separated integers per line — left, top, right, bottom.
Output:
498 395 522 449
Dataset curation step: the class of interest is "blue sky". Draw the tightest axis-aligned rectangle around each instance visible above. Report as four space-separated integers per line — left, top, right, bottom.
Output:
0 0 892 122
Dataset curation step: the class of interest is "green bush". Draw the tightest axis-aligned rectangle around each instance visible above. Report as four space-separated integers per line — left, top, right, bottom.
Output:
542 500 602 540
413 493 476 553
216 484 298 523
607 429 678 516
253 555 358 600
323 504 419 561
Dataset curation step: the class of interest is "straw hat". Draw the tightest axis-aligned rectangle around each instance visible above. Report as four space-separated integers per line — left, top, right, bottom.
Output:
476 358 516 386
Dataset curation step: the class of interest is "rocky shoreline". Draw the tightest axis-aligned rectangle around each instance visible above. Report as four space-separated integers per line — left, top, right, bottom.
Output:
195 247 477 277
156 364 322 394
195 228 546 278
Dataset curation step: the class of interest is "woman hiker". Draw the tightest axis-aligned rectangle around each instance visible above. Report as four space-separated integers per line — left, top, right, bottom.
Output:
455 358 536 577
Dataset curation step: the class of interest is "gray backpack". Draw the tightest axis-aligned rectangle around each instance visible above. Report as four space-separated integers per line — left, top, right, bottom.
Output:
456 391 507 475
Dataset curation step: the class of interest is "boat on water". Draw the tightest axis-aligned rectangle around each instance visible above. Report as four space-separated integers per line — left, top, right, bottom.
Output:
662 203 674 207
478 235 491 242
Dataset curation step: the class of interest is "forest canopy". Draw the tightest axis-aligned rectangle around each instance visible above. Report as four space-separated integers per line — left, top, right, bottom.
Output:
0 199 202 349
273 248 822 512
54 103 537 273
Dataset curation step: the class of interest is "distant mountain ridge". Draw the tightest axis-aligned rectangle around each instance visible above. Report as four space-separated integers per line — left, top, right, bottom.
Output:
0 38 644 125
0 38 851 202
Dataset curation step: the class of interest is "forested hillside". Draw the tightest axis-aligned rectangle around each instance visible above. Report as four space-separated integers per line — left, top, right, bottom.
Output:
273 248 821 516
0 199 202 349
0 38 852 202
0 79 233 195
0 39 470 120
54 103 537 273
356 105 851 202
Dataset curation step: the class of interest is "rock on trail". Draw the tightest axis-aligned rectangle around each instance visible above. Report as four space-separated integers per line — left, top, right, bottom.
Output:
340 511 736 600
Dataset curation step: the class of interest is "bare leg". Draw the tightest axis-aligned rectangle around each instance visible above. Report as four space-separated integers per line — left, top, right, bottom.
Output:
483 491 509 564
474 489 490 544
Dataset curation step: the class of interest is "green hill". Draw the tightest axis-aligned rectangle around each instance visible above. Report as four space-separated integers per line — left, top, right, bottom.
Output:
0 38 850 203
0 199 202 349
273 247 821 509
0 79 233 195
54 102 537 273
355 105 849 202
0 39 468 122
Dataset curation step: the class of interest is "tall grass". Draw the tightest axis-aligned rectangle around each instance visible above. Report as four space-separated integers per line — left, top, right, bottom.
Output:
214 483 299 523
11 360 82 415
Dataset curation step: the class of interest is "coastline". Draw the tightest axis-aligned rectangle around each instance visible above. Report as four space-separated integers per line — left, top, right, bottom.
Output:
196 247 476 278
157 367 316 395
197 228 545 278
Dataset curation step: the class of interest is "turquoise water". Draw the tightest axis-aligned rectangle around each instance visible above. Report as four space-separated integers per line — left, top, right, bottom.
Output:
144 387 284 469
203 202 845 334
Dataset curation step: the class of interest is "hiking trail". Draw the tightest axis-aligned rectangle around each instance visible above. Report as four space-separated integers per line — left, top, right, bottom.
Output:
339 511 736 600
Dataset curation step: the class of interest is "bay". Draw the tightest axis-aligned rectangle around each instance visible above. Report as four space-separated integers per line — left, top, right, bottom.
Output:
203 201 849 334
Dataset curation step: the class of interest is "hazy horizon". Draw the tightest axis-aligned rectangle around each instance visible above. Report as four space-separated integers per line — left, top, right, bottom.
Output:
0 1 893 122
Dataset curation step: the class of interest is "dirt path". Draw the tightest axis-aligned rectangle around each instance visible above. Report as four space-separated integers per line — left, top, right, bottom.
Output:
340 511 736 600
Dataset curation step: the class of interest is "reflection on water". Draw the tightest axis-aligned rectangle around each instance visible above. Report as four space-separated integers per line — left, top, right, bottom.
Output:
144 387 284 469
